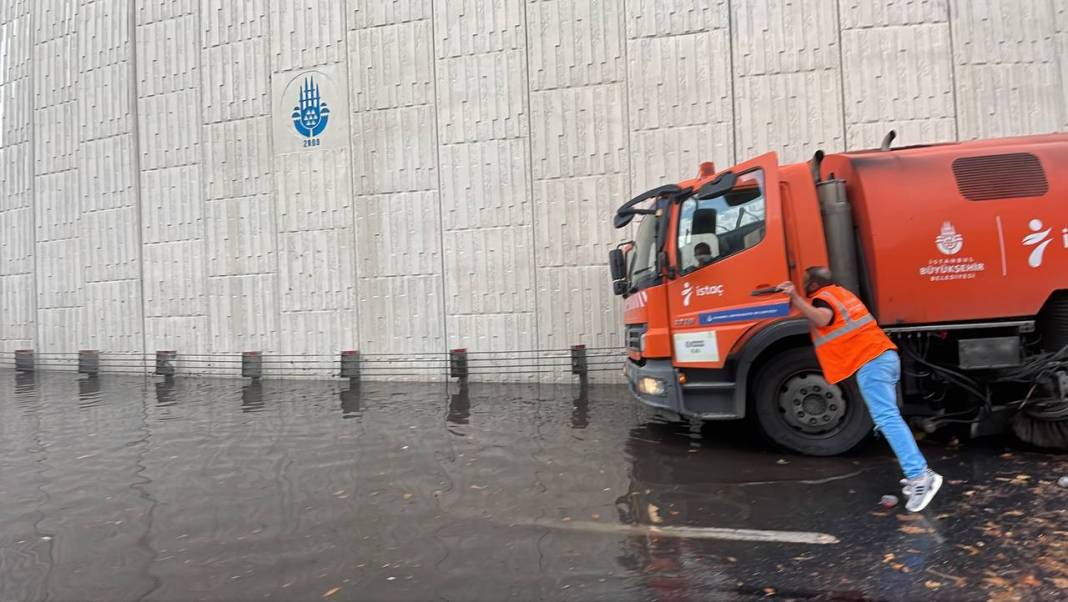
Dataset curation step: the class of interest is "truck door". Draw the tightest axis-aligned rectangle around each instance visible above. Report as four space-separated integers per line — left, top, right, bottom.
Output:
667 152 790 369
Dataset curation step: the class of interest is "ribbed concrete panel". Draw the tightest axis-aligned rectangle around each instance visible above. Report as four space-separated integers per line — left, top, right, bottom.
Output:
277 229 356 312
0 10 32 83
533 173 628 268
136 14 198 97
207 274 278 353
34 169 79 240
347 20 434 111
1 78 32 145
530 83 627 180
951 0 1067 138
733 0 839 74
629 124 733 192
203 117 273 199
439 138 530 229
0 207 34 273
144 315 208 355
357 274 444 356
526 0 625 90
204 195 277 277
34 102 79 173
351 106 438 194
143 240 207 317
200 0 268 46
32 0 77 42
355 192 441 277
627 32 732 131
348 0 430 29
0 273 35 347
79 134 136 211
278 309 357 356
37 307 83 355
840 0 948 28
138 89 200 170
842 22 956 149
535 265 621 349
78 63 133 142
33 34 78 106
276 148 354 232
201 36 271 123
78 0 131 71
83 279 143 350
0 146 32 211
35 238 82 308
735 70 844 163
269 0 345 72
446 312 536 355
625 0 728 38
435 50 527 144
442 226 535 315
434 0 523 58
136 0 196 25
140 165 203 244
81 207 141 283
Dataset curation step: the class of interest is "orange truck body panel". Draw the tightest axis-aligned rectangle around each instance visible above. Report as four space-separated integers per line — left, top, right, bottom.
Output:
621 132 1068 420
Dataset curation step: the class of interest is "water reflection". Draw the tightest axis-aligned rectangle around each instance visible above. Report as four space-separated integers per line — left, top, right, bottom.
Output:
14 371 35 395
339 384 360 418
241 381 264 413
78 376 102 409
155 377 177 407
570 383 589 430
447 384 470 427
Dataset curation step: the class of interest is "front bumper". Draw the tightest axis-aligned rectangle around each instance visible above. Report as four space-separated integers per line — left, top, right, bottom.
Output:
624 358 742 420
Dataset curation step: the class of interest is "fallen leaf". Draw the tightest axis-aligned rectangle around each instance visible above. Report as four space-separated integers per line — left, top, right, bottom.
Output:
925 581 942 590
1003 510 1024 517
403 493 413 500
900 525 930 535
591 513 600 520
322 587 341 598
1020 574 1041 587
763 587 776 597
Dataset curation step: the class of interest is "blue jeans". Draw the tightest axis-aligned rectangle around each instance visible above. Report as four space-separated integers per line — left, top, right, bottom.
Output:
855 350 927 479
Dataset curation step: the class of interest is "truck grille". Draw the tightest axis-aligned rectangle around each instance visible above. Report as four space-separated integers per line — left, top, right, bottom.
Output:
626 324 647 352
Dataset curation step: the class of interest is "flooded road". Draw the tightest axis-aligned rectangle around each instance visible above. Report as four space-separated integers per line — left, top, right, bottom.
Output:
1 370 1065 601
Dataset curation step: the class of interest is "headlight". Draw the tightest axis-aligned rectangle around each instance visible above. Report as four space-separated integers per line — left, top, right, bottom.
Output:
639 333 647 352
638 376 666 396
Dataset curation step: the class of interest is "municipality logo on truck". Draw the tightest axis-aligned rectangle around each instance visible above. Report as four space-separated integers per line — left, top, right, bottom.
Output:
920 221 984 281
1023 219 1067 268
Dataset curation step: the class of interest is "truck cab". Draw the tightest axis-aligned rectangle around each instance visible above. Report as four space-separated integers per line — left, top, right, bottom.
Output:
610 133 1068 455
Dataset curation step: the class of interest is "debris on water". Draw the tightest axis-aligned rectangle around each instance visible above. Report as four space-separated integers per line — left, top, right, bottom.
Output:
1057 476 1068 488
879 495 899 508
776 459 789 465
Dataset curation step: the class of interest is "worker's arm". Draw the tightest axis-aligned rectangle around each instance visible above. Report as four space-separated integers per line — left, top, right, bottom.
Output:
777 282 833 328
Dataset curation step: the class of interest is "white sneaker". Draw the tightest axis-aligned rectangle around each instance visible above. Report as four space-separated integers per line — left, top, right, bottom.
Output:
900 478 912 496
905 469 943 512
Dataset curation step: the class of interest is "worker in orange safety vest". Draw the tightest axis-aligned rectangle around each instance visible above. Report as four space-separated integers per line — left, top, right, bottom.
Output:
778 266 943 512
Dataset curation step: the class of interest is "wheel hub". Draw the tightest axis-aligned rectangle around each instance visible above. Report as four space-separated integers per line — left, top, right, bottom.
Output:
778 373 847 435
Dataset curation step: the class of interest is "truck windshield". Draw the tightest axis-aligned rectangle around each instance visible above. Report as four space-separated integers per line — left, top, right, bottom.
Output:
628 213 659 288
677 169 766 274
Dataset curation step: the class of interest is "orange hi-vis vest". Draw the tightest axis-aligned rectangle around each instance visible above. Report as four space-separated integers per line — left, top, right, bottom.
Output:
809 285 897 384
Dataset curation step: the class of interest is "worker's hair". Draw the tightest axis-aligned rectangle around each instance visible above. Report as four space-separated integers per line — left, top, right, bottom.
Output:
804 266 835 291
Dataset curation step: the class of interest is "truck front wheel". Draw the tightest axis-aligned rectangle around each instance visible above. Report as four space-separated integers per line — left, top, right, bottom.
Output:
751 347 873 456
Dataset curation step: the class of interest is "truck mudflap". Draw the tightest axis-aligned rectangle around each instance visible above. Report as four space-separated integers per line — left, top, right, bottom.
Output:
624 358 742 420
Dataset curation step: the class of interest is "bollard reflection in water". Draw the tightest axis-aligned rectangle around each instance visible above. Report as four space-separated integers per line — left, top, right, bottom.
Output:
447 383 470 427
241 381 264 413
78 375 102 409
571 382 589 430
339 383 360 418
155 377 177 407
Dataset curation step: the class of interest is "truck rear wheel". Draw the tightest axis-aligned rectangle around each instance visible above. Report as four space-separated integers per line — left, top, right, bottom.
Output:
751 347 873 456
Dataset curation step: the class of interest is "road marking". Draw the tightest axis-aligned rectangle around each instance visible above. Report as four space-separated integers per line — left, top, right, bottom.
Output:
527 519 839 545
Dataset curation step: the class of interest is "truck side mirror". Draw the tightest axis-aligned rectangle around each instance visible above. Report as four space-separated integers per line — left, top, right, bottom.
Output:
609 248 626 282
613 281 628 296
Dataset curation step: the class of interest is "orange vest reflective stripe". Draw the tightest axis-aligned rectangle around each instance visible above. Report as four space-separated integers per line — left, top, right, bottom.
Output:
809 285 897 384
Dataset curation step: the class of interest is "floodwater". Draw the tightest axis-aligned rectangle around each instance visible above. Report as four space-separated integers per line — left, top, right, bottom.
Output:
0 370 1065 601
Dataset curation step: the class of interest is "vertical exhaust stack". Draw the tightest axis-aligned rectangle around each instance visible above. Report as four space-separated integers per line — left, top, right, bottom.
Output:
812 151 861 296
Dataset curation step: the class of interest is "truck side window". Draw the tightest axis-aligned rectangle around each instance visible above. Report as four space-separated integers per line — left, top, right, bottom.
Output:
677 169 766 274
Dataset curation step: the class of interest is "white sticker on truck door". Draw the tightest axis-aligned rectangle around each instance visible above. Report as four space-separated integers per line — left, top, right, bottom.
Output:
673 331 720 363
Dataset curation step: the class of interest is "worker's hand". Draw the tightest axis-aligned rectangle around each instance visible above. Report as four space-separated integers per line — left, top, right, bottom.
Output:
777 281 798 298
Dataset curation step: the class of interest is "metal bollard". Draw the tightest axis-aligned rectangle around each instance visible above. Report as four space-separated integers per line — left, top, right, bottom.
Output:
242 351 262 380
155 350 177 377
79 350 100 376
15 349 34 372
449 348 468 382
570 344 588 380
340 350 360 382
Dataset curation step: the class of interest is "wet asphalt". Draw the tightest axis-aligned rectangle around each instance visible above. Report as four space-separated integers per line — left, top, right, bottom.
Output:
0 370 1065 601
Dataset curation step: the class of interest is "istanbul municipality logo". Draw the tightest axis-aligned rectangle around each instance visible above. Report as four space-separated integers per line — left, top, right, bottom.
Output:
291 76 329 147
